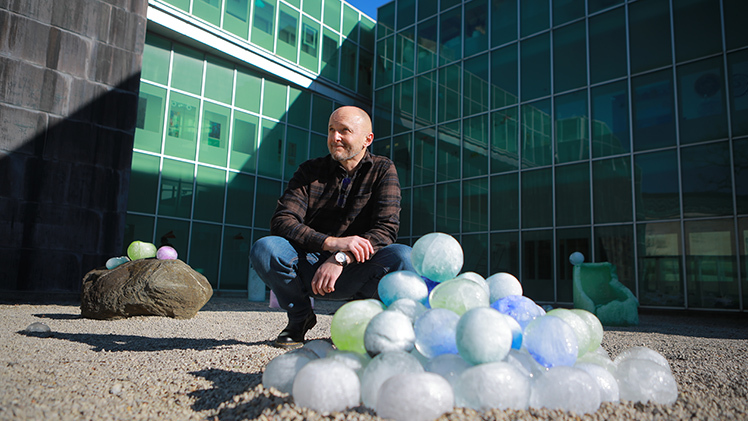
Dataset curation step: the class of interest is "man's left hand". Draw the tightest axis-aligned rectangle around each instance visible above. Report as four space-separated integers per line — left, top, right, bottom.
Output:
311 258 343 296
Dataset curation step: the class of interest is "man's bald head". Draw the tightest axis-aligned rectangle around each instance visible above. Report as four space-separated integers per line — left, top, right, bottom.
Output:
330 106 372 135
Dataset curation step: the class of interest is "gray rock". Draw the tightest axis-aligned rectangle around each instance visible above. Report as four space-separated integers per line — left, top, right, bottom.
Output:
80 259 213 320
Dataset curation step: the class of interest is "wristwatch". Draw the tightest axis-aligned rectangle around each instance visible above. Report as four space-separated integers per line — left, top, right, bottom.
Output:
334 251 349 267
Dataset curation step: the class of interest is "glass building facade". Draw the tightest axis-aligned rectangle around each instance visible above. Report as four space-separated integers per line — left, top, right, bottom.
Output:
372 0 748 311
129 0 748 312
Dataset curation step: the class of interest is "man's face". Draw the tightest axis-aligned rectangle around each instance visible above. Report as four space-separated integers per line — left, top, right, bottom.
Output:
327 107 373 164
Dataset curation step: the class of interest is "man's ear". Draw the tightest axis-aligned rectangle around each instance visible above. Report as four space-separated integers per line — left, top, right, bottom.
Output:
364 132 374 147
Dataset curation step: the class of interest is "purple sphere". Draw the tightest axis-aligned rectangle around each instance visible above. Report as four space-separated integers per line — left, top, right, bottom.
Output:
156 246 178 260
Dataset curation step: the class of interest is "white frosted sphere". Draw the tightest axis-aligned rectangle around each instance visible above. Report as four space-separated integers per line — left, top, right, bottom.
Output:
616 358 678 405
331 299 385 355
570 309 604 353
364 310 416 356
547 308 592 357
429 278 490 316
504 348 548 379
569 252 585 265
423 353 473 388
530 366 601 414
262 350 317 394
614 346 671 372
523 315 579 368
486 272 523 302
378 270 429 306
576 348 617 376
575 362 620 402
387 298 428 323
414 308 460 359
454 362 531 410
292 359 360 414
327 350 371 379
375 372 454 421
360 351 424 408
455 307 513 365
410 233 464 282
455 272 490 295
302 339 335 358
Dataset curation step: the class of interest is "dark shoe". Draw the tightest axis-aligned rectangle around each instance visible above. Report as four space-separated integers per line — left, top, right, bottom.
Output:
273 311 317 349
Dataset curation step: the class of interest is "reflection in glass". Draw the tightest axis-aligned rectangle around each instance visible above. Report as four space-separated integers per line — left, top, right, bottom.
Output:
189 222 222 287
637 222 684 307
685 219 738 309
521 168 552 228
194 166 226 223
490 231 519 277
417 17 438 74
415 72 437 127
166 93 199 160
521 99 551 168
393 133 412 187
394 79 414 134
464 54 489 117
629 0 671 74
553 21 586 94
395 29 416 81
593 157 632 223
225 172 255 226
463 178 488 233
320 29 340 83
436 181 461 233
591 81 630 158
277 5 298 63
553 0 584 26
673 0 722 63
462 233 489 276
491 107 519 173
464 0 488 57
200 103 230 167
491 43 518 108
376 36 394 88
463 114 488 178
634 150 679 221
557 227 590 303
728 50 748 138
520 0 549 38
258 119 284 178
595 225 636 291
492 0 517 48
220 229 252 289
159 159 194 219
734 139 748 215
521 33 550 101
438 64 461 123
681 142 733 218
375 86 392 138
555 163 590 226
677 58 728 144
440 8 462 65
413 185 435 236
437 121 461 182
589 7 626 84
414 129 436 185
491 172 518 230
632 70 675 151
171 44 204 95
554 90 588 163
128 153 160 214
522 229 554 302
231 111 258 172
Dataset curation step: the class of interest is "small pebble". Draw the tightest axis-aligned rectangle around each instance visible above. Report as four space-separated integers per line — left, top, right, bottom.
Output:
110 383 123 396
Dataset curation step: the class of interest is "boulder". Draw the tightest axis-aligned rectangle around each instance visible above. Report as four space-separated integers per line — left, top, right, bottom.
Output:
81 258 213 319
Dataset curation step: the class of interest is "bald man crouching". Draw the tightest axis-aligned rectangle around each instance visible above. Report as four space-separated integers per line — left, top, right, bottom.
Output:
249 106 415 348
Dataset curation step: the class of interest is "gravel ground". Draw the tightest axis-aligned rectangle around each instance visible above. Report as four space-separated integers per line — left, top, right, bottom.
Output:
0 297 746 421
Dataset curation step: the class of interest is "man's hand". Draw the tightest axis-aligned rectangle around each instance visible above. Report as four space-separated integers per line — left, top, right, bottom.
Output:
323 235 374 263
311 258 343 296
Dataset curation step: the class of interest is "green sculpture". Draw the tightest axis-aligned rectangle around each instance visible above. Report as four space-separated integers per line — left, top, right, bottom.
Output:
573 262 639 326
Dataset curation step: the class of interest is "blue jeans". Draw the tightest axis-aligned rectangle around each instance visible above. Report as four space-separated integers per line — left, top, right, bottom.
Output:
249 236 414 319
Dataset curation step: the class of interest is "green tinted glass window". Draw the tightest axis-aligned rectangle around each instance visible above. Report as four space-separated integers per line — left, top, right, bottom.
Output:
491 43 518 108
724 0 748 51
520 0 549 38
554 89 588 163
220 228 251 289
309 133 329 159
135 83 166 153
311 95 334 134
165 92 199 160
595 224 635 288
251 0 276 51
591 80 630 158
397 0 415 30
159 159 194 218
673 0 721 63
463 178 488 233
464 54 489 117
154 218 190 259
682 142 733 218
555 163 590 226
225 172 255 226
303 0 322 19
491 107 519 173
162 0 188 11
395 29 416 81
204 56 234 105
235 67 261 113
377 2 395 38
414 128 436 185
553 21 586 93
490 231 519 276
632 70 675 151
521 99 551 168
258 119 284 178
394 79 414 134
142 33 170 85
492 0 518 47
200 102 230 167
230 110 258 172
729 50 748 137
194 166 226 223
436 181 461 234
637 221 683 307
442 0 460 10
300 17 320 73
440 8 462 65
464 0 488 57
376 36 394 88
553 0 584 26
629 0 671 74
400 188 412 240
375 87 393 138
635 150 679 221
393 133 412 187
521 167 552 228
463 233 489 274
359 17 376 51
593 157 632 223
342 4 359 42
417 17 438 74
285 126 309 181
418 0 437 20
678 57 728 144
324 0 341 31
438 64 461 123
262 79 287 120
556 227 590 302
193 0 221 26
123 214 155 254
522 229 553 301
255 178 281 229
463 114 489 178
189 222 221 286
685 219 739 309
224 0 250 39
171 44 203 95
340 39 357 91
735 139 748 215
437 121 461 182
358 50 373 97
589 7 626 85
287 87 311 129
320 28 340 82
415 71 437 127
277 4 299 63
521 33 550 101
490 172 519 230
128 152 160 214
371 137 390 158
413 185 435 236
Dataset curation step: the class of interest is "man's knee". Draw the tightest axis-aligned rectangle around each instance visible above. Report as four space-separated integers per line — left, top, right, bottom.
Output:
379 243 415 271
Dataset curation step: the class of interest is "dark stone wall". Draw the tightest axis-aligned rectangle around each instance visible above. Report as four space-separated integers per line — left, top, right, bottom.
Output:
0 0 148 294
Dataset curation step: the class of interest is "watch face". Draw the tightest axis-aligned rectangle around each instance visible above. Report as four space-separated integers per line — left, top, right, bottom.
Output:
336 252 346 264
